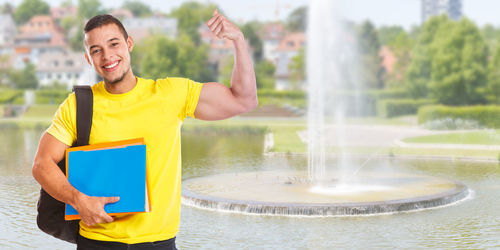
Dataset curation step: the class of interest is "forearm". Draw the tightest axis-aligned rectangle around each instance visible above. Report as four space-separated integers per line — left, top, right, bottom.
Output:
230 36 258 108
33 158 82 208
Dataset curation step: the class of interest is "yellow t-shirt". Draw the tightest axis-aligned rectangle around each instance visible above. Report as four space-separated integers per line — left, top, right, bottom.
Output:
46 77 203 244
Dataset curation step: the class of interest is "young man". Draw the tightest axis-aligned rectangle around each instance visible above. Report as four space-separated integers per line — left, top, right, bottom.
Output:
32 10 257 249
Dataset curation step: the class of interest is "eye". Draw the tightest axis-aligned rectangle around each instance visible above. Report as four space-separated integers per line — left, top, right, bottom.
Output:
111 43 119 47
91 49 100 55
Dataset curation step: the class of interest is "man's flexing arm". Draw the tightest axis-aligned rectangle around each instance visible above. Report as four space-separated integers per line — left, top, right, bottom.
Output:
194 9 258 121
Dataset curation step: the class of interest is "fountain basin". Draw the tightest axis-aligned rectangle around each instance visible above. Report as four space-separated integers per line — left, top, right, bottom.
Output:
182 170 469 216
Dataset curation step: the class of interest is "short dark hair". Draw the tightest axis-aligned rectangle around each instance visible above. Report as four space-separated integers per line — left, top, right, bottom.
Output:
84 14 128 40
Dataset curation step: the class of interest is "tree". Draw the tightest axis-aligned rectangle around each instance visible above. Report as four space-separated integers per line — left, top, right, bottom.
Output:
13 0 49 25
132 34 215 83
286 6 307 32
488 43 500 103
378 25 405 45
481 24 500 53
405 15 450 98
0 3 14 15
357 20 384 89
255 60 275 89
385 31 413 87
78 0 105 19
169 1 217 44
59 15 85 51
429 18 488 105
9 63 38 89
122 0 152 17
241 21 263 62
220 57 275 89
61 0 74 8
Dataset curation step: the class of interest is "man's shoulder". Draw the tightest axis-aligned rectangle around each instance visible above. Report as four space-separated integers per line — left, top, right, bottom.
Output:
150 77 191 85
143 77 198 93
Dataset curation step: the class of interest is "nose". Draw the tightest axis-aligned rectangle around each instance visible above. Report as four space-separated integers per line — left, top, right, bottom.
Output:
102 48 112 62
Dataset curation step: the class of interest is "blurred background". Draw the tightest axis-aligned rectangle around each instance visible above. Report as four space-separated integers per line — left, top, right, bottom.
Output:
0 0 499 131
1 0 500 249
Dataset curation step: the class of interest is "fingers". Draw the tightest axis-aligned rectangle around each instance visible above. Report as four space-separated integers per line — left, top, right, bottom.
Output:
207 12 222 26
101 212 114 223
208 16 225 38
79 196 119 227
104 196 120 204
213 20 224 38
82 212 114 227
207 14 223 29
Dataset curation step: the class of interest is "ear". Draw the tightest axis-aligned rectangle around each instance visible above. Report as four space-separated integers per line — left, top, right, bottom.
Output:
84 52 92 66
127 36 134 52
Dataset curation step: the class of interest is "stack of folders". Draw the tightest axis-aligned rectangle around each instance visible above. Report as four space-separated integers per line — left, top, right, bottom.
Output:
64 138 151 220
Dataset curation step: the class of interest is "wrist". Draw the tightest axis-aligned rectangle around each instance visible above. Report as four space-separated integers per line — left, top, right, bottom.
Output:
70 189 85 209
232 33 246 47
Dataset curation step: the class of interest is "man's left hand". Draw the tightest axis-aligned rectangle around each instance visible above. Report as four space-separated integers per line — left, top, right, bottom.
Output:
206 9 244 41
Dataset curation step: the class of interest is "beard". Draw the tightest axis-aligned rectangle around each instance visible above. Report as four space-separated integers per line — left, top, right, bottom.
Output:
103 66 130 85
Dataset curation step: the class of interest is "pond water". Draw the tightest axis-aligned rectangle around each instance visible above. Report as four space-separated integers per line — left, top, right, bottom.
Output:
0 127 499 249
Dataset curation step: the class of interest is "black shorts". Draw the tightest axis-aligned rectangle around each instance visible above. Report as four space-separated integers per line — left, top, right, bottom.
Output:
76 234 177 250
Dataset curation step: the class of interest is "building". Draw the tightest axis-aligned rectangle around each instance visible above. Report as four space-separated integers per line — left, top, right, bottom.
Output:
109 9 134 20
2 15 68 69
122 17 177 42
19 15 67 46
421 0 462 22
274 32 306 90
36 51 98 89
0 14 16 46
198 24 253 78
50 6 77 24
379 46 396 76
260 23 285 62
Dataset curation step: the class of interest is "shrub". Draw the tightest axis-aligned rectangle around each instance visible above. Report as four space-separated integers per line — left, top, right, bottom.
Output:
370 88 410 100
378 99 435 118
35 90 70 105
257 89 305 99
12 95 25 105
418 105 500 129
0 89 23 104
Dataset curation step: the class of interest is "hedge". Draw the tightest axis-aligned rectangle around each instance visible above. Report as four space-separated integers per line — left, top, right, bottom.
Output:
257 89 305 99
370 88 410 100
256 88 411 116
378 99 435 118
0 89 23 104
35 90 70 105
418 105 500 129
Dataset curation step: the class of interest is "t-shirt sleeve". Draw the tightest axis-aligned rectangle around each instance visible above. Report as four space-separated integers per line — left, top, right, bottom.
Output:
163 77 203 120
46 93 77 146
183 79 203 119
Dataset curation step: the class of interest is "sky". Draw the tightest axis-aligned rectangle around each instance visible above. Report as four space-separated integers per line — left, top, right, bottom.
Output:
2 0 500 30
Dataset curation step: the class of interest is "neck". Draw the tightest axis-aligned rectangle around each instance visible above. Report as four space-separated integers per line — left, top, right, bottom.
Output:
104 70 137 94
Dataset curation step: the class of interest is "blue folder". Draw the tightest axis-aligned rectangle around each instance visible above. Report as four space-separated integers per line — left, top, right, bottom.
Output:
65 139 149 220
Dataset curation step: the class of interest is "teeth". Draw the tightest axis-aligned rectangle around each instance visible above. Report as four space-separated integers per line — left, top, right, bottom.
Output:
104 61 118 69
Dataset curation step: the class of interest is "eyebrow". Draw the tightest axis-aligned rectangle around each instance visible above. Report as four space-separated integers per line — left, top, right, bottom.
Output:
88 38 121 51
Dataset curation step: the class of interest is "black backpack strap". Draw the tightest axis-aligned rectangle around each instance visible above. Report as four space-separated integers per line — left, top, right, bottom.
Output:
73 86 93 147
36 85 93 244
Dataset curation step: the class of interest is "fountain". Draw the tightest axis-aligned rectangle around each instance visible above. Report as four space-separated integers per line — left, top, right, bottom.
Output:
181 0 469 216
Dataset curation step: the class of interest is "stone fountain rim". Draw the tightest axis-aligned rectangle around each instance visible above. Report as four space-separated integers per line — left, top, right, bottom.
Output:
181 181 468 208
181 172 470 216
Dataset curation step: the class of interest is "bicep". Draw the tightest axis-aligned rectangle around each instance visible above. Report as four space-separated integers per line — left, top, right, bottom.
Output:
194 82 248 121
34 132 70 166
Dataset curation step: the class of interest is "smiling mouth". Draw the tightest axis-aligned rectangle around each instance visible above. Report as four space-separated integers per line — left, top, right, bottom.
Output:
103 60 120 72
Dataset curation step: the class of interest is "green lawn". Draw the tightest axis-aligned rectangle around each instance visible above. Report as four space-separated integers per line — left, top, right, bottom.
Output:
403 130 500 145
22 105 58 118
345 115 417 126
1 113 498 160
